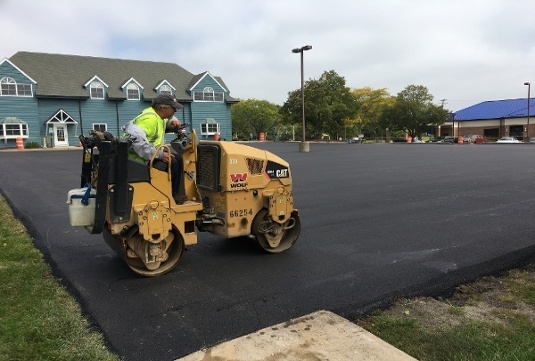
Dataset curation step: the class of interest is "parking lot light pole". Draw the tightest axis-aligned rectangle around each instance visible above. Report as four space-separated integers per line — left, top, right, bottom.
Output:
292 45 312 152
525 82 531 143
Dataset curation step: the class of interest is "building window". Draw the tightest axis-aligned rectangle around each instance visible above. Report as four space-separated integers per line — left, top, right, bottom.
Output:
0 77 32 97
17 83 32 96
126 83 140 100
0 117 29 139
194 87 224 102
4 124 28 136
93 123 107 132
200 118 220 135
90 81 105 99
204 87 215 101
160 84 172 95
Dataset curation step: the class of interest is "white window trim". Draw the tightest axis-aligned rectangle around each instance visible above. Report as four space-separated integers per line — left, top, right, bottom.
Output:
126 83 140 100
92 123 107 132
159 84 173 95
155 80 176 95
200 118 220 135
90 81 105 99
0 77 33 97
0 123 29 140
193 86 224 102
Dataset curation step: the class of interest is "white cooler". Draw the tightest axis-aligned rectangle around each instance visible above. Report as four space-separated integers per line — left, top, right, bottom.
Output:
67 187 97 227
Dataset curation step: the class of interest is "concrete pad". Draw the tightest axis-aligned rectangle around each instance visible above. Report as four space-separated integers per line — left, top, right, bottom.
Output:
177 310 417 361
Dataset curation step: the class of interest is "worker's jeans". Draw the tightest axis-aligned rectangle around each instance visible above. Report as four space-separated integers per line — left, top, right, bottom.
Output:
152 156 183 196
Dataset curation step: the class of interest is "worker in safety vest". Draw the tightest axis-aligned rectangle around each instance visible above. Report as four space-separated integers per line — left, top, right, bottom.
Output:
122 94 185 203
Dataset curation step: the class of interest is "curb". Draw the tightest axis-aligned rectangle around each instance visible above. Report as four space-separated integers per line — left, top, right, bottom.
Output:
177 310 417 361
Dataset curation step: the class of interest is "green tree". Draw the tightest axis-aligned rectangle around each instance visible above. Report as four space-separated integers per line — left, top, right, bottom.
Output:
381 85 448 138
351 87 394 139
231 99 281 140
281 70 358 140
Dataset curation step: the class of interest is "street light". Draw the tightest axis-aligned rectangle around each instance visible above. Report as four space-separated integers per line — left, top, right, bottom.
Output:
525 82 531 142
292 45 312 152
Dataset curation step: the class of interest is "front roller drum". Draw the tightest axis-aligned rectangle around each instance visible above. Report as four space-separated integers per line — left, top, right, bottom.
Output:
103 226 185 277
252 209 301 253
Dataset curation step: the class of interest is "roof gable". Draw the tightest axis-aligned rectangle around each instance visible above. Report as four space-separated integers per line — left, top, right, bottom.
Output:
0 57 37 83
84 75 109 88
189 71 228 92
121 77 144 90
455 98 535 121
154 79 176 91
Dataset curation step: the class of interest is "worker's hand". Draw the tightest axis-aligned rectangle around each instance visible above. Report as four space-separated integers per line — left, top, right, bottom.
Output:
161 152 174 163
169 119 181 130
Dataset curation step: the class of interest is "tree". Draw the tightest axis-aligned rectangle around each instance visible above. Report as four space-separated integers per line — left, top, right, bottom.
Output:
281 70 358 140
231 99 281 140
351 87 394 139
381 85 449 138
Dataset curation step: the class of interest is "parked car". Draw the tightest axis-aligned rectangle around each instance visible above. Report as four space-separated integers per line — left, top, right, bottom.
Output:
463 134 486 143
496 137 521 143
463 134 476 143
437 137 455 143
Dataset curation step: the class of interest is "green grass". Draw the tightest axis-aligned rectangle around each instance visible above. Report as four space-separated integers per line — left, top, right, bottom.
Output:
364 315 535 361
357 267 535 361
0 195 120 361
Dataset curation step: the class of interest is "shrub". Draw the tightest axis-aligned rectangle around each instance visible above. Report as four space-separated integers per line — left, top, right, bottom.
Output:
24 141 41 149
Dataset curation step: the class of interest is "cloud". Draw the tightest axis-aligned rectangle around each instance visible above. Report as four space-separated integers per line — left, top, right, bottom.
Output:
2 0 535 111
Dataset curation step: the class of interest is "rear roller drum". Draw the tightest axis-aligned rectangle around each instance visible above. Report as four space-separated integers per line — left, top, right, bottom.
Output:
252 209 301 253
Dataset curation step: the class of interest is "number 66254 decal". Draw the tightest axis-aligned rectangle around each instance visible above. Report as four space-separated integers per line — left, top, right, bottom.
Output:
229 209 253 217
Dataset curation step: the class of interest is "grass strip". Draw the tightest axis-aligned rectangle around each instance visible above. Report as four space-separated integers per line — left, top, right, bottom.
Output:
357 266 535 361
0 195 120 361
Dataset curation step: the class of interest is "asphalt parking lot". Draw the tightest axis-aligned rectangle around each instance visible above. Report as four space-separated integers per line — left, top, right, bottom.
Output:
1 142 535 360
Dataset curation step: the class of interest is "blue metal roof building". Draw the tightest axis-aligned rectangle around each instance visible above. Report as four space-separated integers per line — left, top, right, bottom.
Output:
455 98 534 121
445 98 534 140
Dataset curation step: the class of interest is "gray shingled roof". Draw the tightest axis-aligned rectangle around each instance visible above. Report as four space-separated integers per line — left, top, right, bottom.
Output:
9 51 201 102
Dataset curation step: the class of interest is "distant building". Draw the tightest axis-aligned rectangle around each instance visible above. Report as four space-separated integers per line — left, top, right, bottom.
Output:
439 98 534 140
0 51 238 149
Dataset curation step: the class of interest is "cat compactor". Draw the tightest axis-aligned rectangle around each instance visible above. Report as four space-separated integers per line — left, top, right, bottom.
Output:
68 128 301 276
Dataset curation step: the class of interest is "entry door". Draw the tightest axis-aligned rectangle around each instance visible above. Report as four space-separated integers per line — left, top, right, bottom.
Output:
54 124 69 147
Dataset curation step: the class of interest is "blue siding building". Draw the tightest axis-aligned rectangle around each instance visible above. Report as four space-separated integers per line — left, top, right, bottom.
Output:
0 52 238 149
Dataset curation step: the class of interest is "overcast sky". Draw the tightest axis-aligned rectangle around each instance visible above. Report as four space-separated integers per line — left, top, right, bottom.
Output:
2 0 534 111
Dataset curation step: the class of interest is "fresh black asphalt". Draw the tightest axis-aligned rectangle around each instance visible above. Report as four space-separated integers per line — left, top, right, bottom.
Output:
1 142 535 361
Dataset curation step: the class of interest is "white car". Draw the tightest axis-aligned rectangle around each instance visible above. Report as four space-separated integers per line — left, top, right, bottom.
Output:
496 137 521 143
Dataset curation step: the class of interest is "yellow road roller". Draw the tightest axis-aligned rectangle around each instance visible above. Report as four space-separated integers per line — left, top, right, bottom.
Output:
68 128 300 276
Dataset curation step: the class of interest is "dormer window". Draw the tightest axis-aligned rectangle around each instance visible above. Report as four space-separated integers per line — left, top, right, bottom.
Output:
127 83 140 100
90 81 105 99
160 84 172 95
